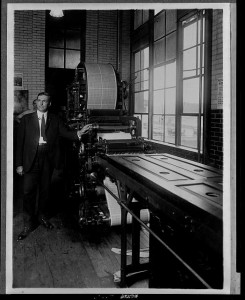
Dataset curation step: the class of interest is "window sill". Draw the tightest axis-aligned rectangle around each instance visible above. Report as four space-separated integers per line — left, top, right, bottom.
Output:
144 139 201 154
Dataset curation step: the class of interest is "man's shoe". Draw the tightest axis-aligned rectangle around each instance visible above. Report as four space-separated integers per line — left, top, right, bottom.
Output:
17 226 35 241
40 217 54 229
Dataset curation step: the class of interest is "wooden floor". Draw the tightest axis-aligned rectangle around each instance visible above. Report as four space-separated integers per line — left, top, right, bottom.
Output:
13 211 149 289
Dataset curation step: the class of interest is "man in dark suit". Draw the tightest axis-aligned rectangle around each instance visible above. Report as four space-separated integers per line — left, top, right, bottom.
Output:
15 92 92 240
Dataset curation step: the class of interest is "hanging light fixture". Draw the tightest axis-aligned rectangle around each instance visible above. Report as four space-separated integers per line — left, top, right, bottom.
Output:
49 9 64 18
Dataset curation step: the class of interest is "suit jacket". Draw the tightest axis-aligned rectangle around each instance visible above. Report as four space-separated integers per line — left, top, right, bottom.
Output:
15 111 79 172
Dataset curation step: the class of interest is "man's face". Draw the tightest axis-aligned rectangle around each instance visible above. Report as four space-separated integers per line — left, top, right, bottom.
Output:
36 95 50 113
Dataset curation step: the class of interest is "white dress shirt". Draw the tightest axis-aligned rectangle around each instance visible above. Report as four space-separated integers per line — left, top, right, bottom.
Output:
37 110 47 144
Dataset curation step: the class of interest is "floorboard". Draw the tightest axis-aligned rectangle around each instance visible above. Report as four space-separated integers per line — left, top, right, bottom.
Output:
12 212 149 289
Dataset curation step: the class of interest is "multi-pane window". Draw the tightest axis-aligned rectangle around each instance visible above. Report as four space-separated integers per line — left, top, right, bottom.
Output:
180 11 206 151
153 10 177 144
132 9 208 153
134 10 150 30
133 47 149 138
48 10 83 69
46 10 85 108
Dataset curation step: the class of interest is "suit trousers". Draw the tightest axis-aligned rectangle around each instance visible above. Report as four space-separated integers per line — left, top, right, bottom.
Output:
22 144 53 225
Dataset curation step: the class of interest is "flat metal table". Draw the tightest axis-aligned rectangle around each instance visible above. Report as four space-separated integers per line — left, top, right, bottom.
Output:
97 153 223 288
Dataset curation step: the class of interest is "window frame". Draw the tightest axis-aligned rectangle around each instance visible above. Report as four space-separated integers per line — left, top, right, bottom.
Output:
177 9 212 160
131 9 212 162
46 10 85 70
132 46 150 138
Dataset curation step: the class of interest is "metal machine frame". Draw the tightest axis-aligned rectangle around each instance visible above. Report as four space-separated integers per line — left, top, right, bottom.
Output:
64 62 223 289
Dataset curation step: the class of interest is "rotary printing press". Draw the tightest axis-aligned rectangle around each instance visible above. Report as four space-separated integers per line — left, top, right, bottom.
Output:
65 62 150 228
65 63 223 289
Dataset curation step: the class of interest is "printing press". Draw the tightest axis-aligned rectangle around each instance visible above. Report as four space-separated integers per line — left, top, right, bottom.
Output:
65 62 150 228
65 63 223 289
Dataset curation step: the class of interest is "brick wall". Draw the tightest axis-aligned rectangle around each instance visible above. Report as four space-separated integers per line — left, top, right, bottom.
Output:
14 10 132 107
85 10 131 83
209 110 223 169
209 10 223 169
86 10 118 69
85 11 99 63
14 10 46 108
120 11 131 83
211 10 223 111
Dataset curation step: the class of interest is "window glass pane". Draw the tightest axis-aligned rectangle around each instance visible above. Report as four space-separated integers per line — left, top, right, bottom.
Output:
200 116 203 153
203 17 205 43
153 115 164 141
202 43 205 70
153 65 165 90
201 76 204 114
198 17 205 44
153 90 164 114
135 71 140 83
197 45 201 74
134 82 140 92
165 116 175 143
143 10 149 23
135 52 140 72
166 32 176 61
154 38 165 65
181 116 198 149
142 114 148 138
166 10 177 34
141 69 149 82
65 10 83 29
141 80 149 90
143 91 149 112
49 48 64 68
141 48 149 69
165 88 176 114
134 10 142 29
165 62 176 87
183 70 196 78
66 30 81 49
198 19 201 45
183 47 197 73
183 78 200 113
183 21 197 49
154 11 165 41
66 50 80 69
134 91 148 113
154 9 163 16
49 29 64 48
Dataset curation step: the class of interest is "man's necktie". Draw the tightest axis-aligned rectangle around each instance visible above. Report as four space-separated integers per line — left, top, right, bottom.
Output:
41 114 47 141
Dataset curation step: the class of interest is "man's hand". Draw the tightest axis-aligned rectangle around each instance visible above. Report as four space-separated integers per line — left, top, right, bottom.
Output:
16 166 24 176
77 124 93 139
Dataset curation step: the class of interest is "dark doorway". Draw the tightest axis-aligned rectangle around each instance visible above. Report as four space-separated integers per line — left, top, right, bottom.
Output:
46 68 75 112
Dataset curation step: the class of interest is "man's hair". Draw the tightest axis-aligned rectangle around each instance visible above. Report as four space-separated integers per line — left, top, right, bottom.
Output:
37 92 51 99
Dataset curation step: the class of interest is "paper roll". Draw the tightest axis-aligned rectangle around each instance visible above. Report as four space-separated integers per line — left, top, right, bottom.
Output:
103 177 150 226
85 63 118 110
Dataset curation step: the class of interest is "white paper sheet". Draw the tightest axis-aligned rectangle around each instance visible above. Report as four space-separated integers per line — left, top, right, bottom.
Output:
97 131 132 140
103 177 150 226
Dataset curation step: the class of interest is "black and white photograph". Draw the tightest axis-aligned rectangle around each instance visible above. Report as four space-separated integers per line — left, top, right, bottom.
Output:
0 0 240 296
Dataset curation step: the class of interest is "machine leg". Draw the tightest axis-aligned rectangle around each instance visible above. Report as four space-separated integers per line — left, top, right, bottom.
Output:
120 206 128 287
131 205 140 267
